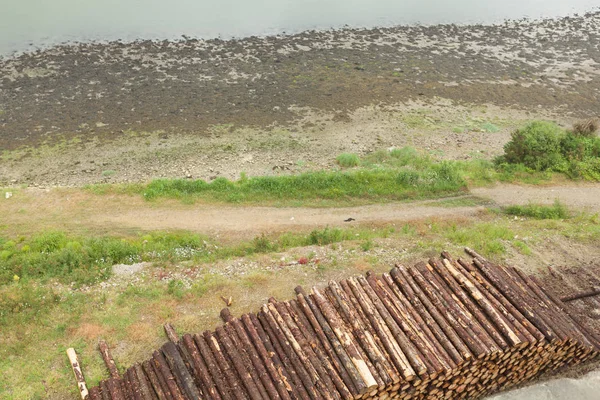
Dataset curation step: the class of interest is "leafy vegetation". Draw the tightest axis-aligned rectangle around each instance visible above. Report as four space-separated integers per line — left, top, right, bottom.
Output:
497 121 600 180
336 153 361 167
503 200 570 220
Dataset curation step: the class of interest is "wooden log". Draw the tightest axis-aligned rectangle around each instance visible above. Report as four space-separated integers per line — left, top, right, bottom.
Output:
162 341 202 400
202 331 251 400
350 276 424 378
418 262 496 356
391 266 470 364
126 367 144 400
142 360 170 400
561 287 600 302
181 333 222 400
311 287 378 392
152 350 186 400
134 363 157 400
223 322 271 400
192 333 235 400
101 380 113 400
98 340 121 380
380 272 455 370
258 309 322 400
66 348 89 400
408 264 488 358
295 290 364 397
231 317 283 400
431 259 509 350
164 323 179 343
242 314 294 400
439 259 523 348
215 325 265 400
472 258 558 342
514 270 596 350
528 275 600 350
286 300 354 399
328 282 392 386
268 302 339 400
88 386 102 400
366 274 446 375
457 258 543 343
221 308 234 323
335 282 391 387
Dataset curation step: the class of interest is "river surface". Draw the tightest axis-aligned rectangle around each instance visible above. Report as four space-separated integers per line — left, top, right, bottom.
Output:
1 0 599 55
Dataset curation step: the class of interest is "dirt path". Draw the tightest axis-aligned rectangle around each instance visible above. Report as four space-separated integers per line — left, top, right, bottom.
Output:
2 183 599 239
472 183 600 213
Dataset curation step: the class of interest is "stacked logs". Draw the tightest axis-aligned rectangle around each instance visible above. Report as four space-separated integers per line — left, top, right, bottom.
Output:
87 249 600 400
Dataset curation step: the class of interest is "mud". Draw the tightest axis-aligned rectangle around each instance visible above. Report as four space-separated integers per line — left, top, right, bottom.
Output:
1 12 600 153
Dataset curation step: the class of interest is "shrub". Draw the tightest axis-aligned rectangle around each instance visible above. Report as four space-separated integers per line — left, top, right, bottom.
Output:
501 121 566 171
336 153 360 168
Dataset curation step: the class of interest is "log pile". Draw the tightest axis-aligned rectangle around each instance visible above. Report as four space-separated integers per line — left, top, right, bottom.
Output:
87 249 600 400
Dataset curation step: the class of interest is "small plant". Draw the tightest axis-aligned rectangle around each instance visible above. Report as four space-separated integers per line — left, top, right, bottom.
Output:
167 279 186 299
504 200 570 220
102 170 116 177
336 153 360 168
481 122 500 133
360 239 374 252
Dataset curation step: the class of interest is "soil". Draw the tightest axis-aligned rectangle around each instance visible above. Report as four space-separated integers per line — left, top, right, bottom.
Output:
2 12 600 187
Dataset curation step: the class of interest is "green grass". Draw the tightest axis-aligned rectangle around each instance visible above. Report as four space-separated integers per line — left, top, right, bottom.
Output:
141 161 467 204
336 153 361 168
503 200 570 220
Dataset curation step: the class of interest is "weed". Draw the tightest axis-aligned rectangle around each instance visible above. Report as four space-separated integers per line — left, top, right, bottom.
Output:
504 200 570 220
102 170 116 177
360 239 374 251
336 153 360 168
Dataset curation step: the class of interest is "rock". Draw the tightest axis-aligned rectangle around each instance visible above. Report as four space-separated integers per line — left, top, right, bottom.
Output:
5 192 12 199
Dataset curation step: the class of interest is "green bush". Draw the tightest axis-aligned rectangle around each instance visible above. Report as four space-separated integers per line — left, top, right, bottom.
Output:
336 153 361 168
501 121 566 171
499 121 600 180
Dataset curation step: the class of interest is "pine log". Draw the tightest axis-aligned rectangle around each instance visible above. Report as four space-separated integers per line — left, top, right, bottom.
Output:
351 276 424 378
221 308 234 323
202 331 250 400
134 363 157 400
258 309 322 400
152 350 186 400
440 259 523 348
125 367 143 400
181 333 222 400
66 348 89 400
268 302 339 400
231 317 283 400
561 288 600 302
142 360 169 400
98 340 121 380
366 274 446 375
380 272 456 370
162 341 202 400
286 300 354 399
214 325 265 400
242 313 294 400
328 282 392 386
295 291 364 397
457 258 544 343
164 323 179 343
311 287 378 392
472 258 558 342
88 386 102 400
223 322 271 400
391 266 470 364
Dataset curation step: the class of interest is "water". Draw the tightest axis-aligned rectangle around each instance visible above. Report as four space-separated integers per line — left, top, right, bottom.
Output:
1 0 599 56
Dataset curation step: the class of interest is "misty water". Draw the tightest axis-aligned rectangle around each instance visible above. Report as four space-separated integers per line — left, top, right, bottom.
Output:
1 0 599 55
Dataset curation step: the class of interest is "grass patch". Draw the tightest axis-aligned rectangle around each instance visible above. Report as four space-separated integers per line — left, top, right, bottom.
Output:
141 161 467 205
503 200 570 220
336 153 361 168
